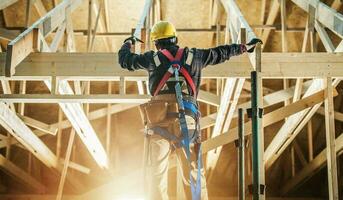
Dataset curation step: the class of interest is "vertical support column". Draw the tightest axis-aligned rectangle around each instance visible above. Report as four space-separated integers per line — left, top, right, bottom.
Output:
56 128 75 200
324 77 339 200
87 0 93 50
249 43 265 200
235 108 245 200
307 119 313 161
106 81 112 164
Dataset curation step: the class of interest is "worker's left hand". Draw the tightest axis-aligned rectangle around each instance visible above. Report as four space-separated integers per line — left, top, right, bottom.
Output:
124 36 144 45
245 38 263 53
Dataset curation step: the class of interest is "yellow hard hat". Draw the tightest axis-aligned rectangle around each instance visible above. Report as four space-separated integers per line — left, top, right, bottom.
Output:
150 21 177 42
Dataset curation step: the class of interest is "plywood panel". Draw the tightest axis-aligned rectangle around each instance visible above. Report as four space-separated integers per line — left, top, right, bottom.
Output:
162 0 210 29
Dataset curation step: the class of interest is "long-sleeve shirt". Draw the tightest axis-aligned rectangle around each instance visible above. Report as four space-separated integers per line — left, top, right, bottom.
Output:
118 42 245 96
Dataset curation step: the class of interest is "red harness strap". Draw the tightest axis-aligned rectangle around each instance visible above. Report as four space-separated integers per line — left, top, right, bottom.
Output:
153 48 197 97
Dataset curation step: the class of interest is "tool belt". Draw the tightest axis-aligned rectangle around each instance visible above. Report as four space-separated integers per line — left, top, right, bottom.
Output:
139 94 200 147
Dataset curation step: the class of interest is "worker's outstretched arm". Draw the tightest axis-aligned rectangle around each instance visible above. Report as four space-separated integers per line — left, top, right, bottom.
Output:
118 39 154 71
195 38 262 68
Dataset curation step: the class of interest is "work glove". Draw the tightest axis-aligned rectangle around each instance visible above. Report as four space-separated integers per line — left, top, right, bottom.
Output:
123 36 144 45
245 38 263 53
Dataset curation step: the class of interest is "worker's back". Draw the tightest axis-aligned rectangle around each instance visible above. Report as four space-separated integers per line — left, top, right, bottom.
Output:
118 43 244 96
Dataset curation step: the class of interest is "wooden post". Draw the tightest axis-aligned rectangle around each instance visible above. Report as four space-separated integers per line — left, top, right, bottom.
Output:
106 81 112 162
87 0 93 50
307 119 313 161
89 1 102 52
324 77 339 200
56 108 63 161
56 128 76 200
291 144 295 177
25 0 32 27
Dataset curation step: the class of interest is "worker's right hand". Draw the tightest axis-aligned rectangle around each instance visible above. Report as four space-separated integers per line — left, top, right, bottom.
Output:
124 36 144 45
245 38 263 53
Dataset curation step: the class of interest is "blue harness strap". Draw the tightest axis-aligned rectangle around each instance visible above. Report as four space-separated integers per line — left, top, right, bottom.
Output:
174 67 202 200
150 48 202 199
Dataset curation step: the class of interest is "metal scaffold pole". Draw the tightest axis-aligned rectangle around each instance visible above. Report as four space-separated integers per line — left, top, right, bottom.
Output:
235 108 245 200
249 43 265 200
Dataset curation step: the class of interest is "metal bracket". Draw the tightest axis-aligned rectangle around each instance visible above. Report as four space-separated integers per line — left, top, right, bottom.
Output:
260 184 266 195
234 139 242 148
248 184 266 195
246 108 252 118
246 108 264 118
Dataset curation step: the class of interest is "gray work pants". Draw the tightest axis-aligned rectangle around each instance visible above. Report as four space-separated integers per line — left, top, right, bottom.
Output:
144 135 209 200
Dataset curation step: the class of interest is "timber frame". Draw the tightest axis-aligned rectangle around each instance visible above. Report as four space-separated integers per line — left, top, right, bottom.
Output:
0 0 342 199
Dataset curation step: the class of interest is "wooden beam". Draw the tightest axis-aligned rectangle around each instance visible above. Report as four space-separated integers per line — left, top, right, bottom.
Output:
1 80 16 111
103 0 110 32
5 0 83 76
260 0 267 35
33 0 47 17
317 106 343 122
280 0 288 52
0 102 58 168
3 53 343 79
331 0 342 10
202 88 331 154
0 154 45 193
291 0 343 38
58 158 90 174
315 20 335 52
0 94 151 104
261 0 280 46
106 82 111 162
0 28 20 41
56 129 75 200
50 22 66 52
307 120 313 161
206 78 235 171
293 141 308 167
281 132 343 195
18 114 58 135
199 80 312 130
92 0 111 52
87 0 92 50
264 79 339 166
207 0 257 176
265 24 343 170
324 77 339 200
88 1 102 52
198 90 220 106
0 0 18 10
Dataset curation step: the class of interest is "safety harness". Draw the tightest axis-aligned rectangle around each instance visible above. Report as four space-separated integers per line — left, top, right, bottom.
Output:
150 48 202 200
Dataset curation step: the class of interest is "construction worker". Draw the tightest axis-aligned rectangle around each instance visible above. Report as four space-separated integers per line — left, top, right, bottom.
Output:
119 21 261 200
